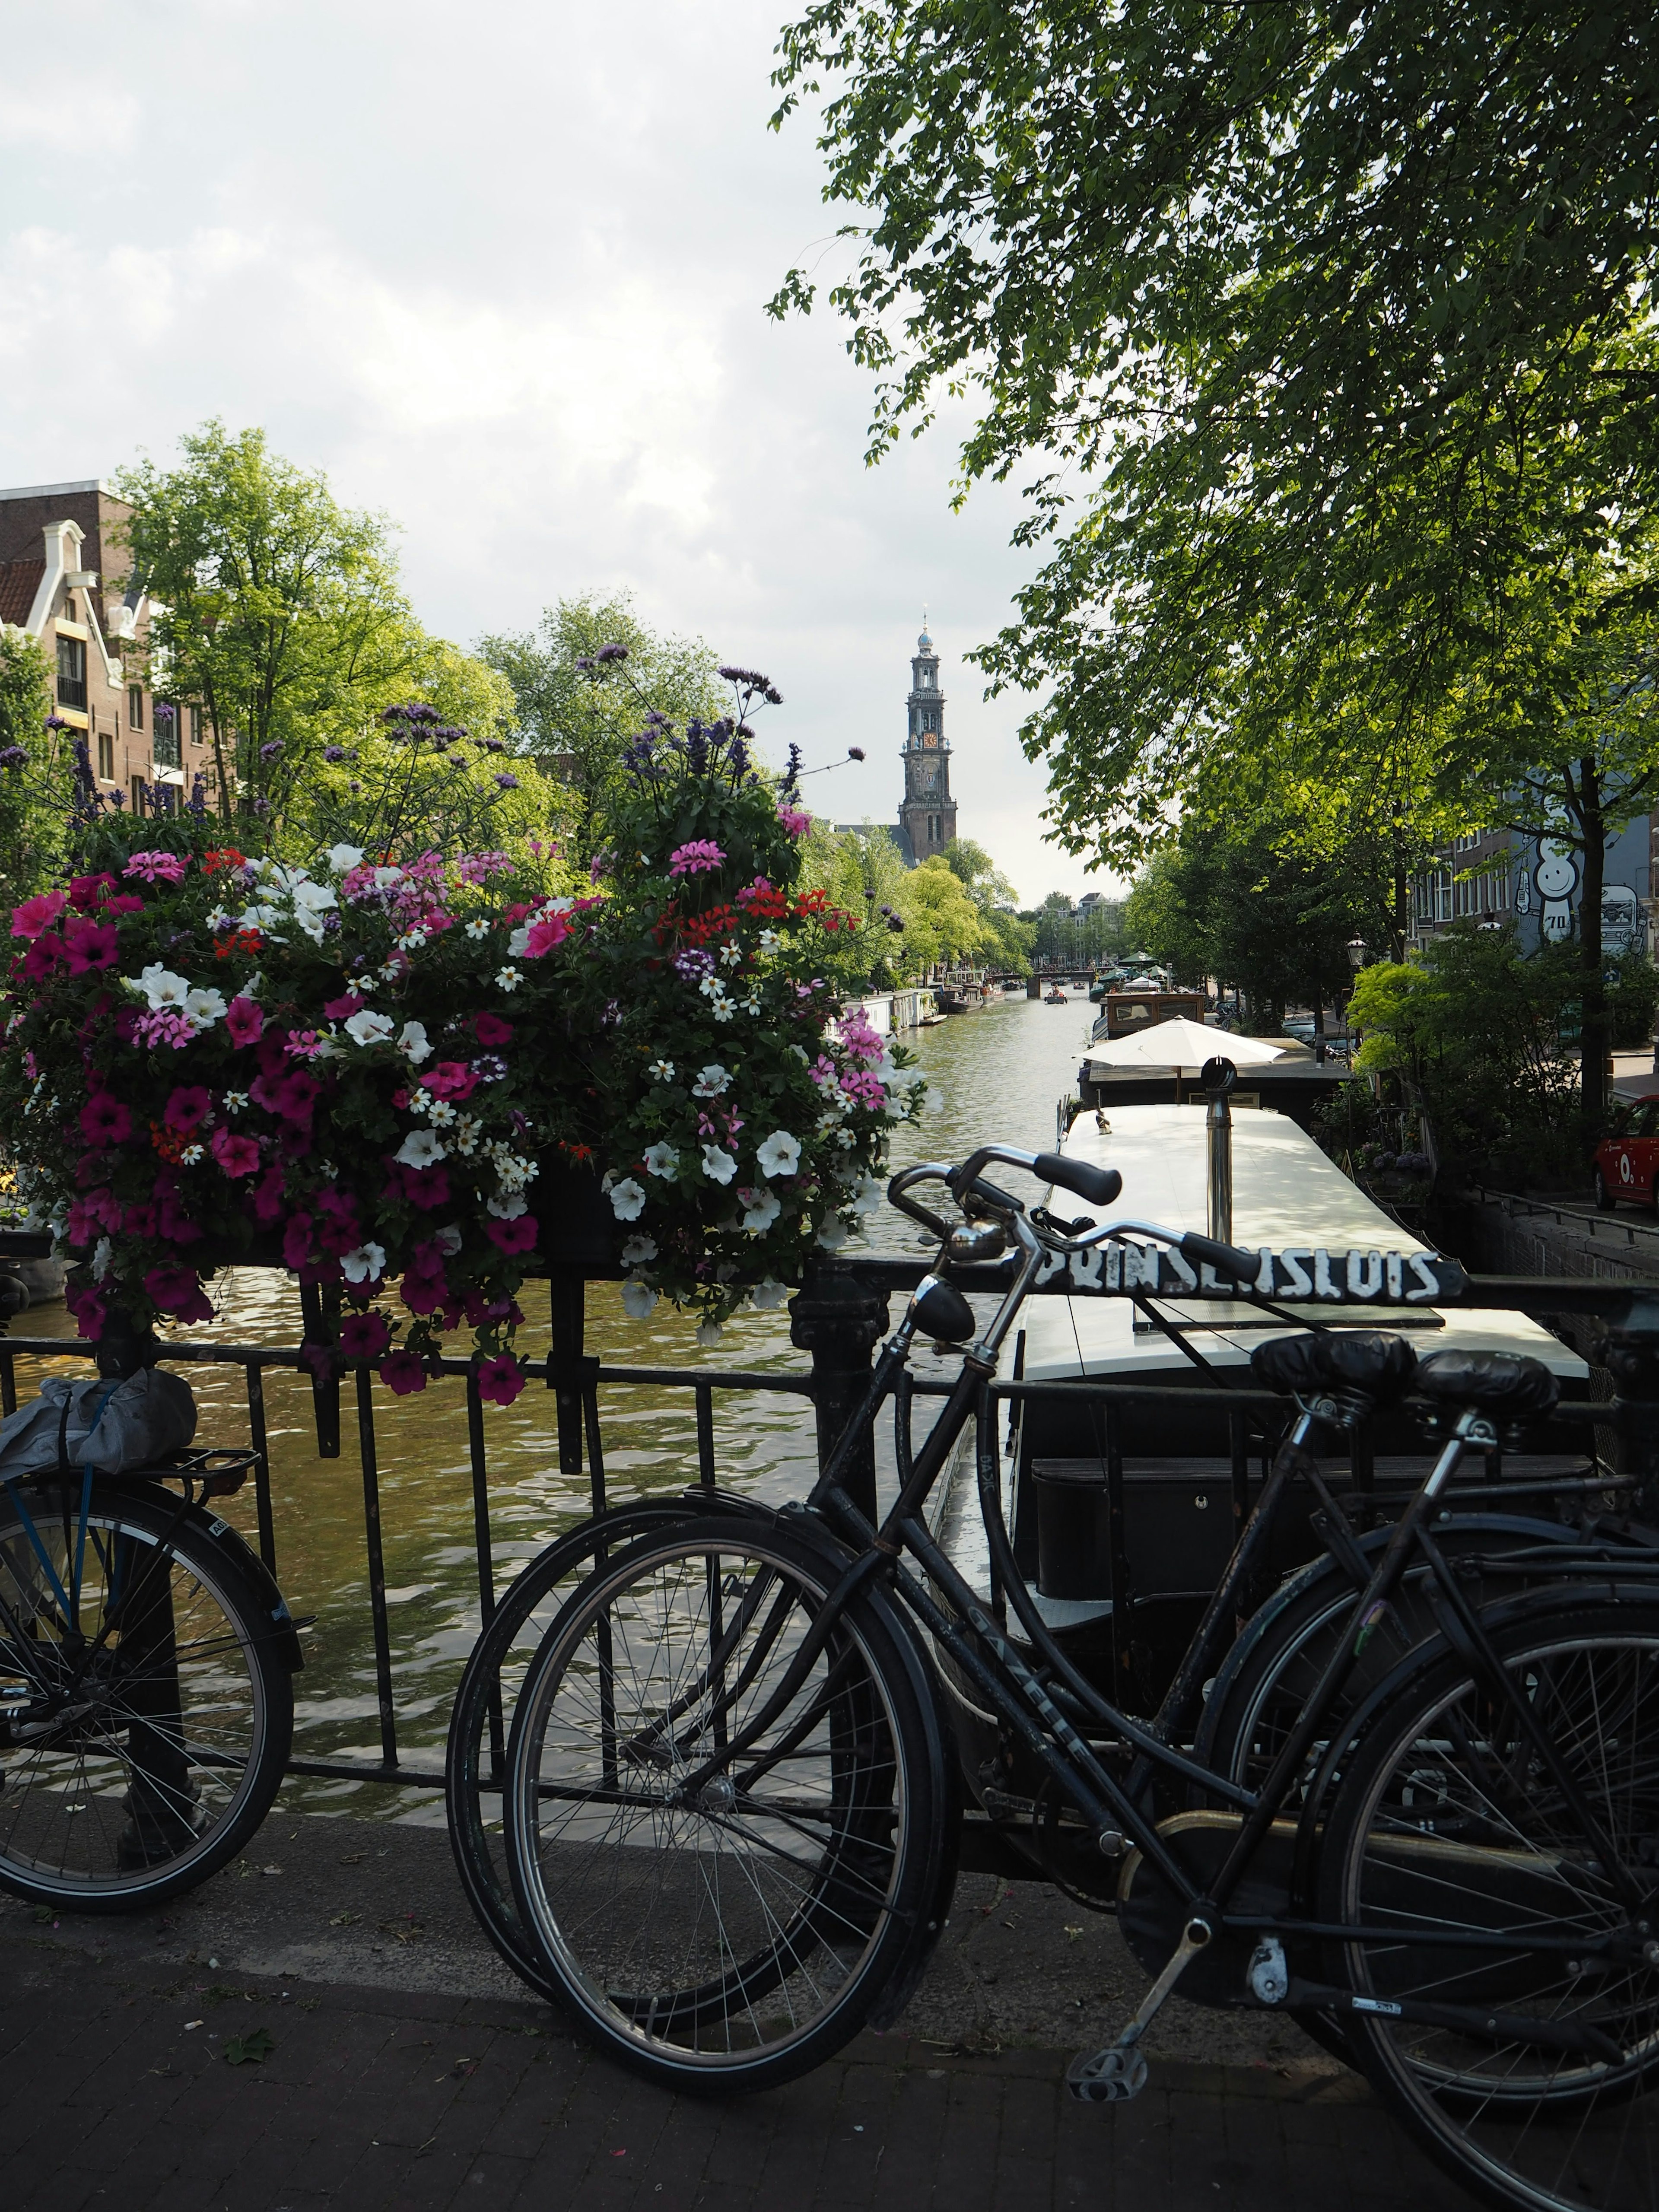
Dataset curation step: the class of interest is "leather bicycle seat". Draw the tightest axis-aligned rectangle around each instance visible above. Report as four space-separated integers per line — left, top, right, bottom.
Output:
1414 1349 1559 1419
1251 1330 1419 1402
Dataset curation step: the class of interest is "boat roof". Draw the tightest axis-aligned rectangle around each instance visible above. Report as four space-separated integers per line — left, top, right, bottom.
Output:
1008 1103 1585 1383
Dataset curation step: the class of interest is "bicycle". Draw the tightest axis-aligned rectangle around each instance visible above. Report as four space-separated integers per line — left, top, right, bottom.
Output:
0 1445 302 1907
486 1143 1659 2211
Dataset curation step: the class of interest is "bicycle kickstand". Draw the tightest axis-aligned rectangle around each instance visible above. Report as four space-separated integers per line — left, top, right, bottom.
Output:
1066 1915 1214 2105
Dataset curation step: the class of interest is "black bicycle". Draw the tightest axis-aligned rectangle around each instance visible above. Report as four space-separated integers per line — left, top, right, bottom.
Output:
477 1144 1659 2212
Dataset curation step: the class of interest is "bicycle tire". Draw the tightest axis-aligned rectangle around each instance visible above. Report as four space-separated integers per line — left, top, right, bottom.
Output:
1320 1591 1659 2212
0 1480 294 1909
503 1513 950 2091
445 1500 692 1998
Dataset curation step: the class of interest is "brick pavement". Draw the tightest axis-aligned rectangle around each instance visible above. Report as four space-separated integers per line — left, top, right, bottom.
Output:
0 1937 1472 2212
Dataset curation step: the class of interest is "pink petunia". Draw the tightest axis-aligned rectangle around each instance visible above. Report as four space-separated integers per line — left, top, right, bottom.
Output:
378 1349 428 1396
144 1262 208 1316
18 934 65 979
522 914 569 958
210 1126 261 1178
250 1163 286 1224
322 990 367 1020
339 1310 391 1359
79 1093 133 1146
270 1069 320 1124
473 1012 512 1046
67 873 117 913
164 1085 212 1132
418 1061 478 1101
475 1352 526 1407
402 1166 451 1212
224 996 264 1046
11 890 67 938
66 1283 107 1340
62 918 118 973
157 1193 202 1245
485 1213 538 1255
776 804 810 839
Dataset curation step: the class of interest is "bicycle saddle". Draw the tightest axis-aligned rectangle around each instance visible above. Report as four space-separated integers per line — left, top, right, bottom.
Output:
1413 1348 1559 1419
1251 1330 1419 1404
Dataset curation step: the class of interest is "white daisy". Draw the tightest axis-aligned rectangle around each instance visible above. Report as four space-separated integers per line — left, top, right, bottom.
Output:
495 966 523 993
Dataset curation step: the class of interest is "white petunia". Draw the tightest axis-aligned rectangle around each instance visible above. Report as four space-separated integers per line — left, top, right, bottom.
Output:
183 986 228 1032
91 1236 114 1282
700 1145 737 1185
816 1214 849 1251
741 1189 781 1234
373 865 404 890
852 1175 885 1217
691 1064 730 1097
608 1177 647 1221
620 1233 658 1265
620 1279 659 1320
495 966 523 993
749 1279 788 1311
696 1319 724 1350
642 1141 680 1179
326 843 365 873
341 1241 388 1284
136 964 191 1010
505 924 531 957
756 1130 802 1179
394 1128 448 1168
344 1008 396 1047
486 1190 527 1219
435 1224 464 1255
397 1020 432 1063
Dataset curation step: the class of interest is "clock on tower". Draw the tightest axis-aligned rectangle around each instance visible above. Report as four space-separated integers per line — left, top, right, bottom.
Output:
897 621 956 865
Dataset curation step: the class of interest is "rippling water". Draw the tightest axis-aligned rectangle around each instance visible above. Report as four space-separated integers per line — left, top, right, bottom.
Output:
8 992 1096 1817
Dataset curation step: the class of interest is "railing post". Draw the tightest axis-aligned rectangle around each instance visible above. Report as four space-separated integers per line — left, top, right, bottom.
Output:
1595 1291 1659 1521
789 1262 890 1522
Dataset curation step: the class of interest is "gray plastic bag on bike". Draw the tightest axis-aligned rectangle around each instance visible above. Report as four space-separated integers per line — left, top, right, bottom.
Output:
0 1369 198 1481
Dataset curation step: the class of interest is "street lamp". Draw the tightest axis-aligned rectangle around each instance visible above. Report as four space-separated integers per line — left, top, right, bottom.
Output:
1346 938 1368 972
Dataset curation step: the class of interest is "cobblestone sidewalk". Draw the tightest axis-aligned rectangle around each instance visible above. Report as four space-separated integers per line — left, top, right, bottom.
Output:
0 1939 1472 2212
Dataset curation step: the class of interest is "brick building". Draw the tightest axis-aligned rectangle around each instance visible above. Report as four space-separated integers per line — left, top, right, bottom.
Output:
0 477 207 813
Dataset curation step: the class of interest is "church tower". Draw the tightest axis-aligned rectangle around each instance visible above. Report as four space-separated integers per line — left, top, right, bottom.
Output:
897 620 955 864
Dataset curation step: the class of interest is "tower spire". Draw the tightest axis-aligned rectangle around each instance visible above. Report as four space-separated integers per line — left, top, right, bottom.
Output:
897 622 953 865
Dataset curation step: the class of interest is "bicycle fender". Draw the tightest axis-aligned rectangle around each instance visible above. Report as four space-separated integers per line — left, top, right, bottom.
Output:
193 1514 306 1672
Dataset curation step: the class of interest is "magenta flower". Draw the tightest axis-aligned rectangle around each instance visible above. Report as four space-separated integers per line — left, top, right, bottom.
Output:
667 840 726 879
67 1284 107 1340
62 918 118 973
79 1093 133 1146
164 1085 212 1131
339 1311 391 1359
131 1009 196 1050
144 1262 210 1318
322 991 367 1020
210 1126 261 1177
418 1062 478 1101
281 1212 314 1268
473 1011 512 1046
776 804 810 839
224 996 264 1046
271 1069 320 1124
475 1352 526 1407
485 1213 538 1255
378 1349 428 1396
68 873 117 912
122 851 188 885
522 914 570 958
402 1166 452 1212
18 934 65 979
11 890 67 938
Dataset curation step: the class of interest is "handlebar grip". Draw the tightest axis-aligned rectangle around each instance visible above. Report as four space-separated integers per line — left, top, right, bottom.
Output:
1179 1231 1261 1285
1032 1154 1122 1208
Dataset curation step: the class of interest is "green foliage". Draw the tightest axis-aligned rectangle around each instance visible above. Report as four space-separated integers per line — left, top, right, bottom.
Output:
477 596 725 866
1348 925 1586 1182
0 626 65 906
1611 950 1659 1051
944 838 1034 973
114 422 417 826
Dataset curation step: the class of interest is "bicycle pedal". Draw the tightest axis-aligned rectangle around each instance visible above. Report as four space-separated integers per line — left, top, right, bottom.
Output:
1066 2042 1149 2104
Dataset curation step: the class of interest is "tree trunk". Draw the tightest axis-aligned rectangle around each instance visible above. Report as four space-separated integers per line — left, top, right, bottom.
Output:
1578 756 1609 1126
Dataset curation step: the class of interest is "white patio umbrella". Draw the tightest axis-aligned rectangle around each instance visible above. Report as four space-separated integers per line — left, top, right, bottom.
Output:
1084 1016 1286 1072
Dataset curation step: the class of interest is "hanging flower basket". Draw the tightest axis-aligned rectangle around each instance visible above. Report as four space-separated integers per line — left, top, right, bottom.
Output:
0 674 921 1395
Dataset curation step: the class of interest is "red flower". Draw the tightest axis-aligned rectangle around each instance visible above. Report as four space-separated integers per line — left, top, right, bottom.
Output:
79 1093 133 1146
211 1126 261 1178
485 1213 538 1254
164 1085 212 1131
215 929 264 961
475 1352 526 1407
339 1311 391 1359
474 1012 512 1046
203 849 246 874
225 996 264 1046
378 1350 428 1396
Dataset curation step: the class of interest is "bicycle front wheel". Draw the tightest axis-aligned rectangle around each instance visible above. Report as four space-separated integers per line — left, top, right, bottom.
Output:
504 1515 949 2091
0 1481 293 1908
1322 1593 1659 2212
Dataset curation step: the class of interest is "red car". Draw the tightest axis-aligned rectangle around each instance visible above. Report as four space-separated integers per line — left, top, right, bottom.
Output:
1594 1096 1659 1211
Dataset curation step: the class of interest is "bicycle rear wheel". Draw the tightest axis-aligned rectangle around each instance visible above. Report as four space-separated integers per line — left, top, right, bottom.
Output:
0 1481 293 1908
1322 1593 1659 2212
504 1515 950 2091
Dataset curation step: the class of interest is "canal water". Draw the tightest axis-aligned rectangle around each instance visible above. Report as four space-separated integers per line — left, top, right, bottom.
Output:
9 993 1099 1816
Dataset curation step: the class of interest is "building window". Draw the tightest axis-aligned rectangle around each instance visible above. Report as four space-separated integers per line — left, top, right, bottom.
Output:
130 775 147 816
153 705 181 770
128 685 144 731
97 728 115 780
62 595 74 624
56 634 87 712
189 706 203 746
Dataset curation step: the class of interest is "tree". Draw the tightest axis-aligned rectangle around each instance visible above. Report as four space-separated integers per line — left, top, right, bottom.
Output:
114 422 416 827
769 6 1659 871
943 837 1034 972
0 625 65 906
478 595 726 866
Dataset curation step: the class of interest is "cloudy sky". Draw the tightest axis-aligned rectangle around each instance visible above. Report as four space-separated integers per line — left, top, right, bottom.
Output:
0 0 1114 904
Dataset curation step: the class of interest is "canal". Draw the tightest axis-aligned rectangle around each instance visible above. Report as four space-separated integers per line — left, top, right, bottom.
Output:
9 993 1099 1818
